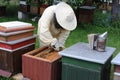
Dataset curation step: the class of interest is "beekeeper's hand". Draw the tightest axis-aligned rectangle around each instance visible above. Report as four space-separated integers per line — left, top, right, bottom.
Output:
51 41 65 51
55 42 65 51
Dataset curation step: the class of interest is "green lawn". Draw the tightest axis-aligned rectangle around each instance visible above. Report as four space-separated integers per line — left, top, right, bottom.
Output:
0 8 120 80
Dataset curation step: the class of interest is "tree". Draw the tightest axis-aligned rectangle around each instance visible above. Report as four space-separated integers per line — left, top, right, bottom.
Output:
111 0 119 21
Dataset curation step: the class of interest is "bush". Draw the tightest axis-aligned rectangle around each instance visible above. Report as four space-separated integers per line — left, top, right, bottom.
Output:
93 9 111 27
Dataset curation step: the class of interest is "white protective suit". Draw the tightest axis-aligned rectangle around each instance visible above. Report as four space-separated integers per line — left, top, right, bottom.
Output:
37 5 70 50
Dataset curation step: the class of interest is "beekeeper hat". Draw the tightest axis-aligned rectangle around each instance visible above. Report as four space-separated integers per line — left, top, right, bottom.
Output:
55 2 77 31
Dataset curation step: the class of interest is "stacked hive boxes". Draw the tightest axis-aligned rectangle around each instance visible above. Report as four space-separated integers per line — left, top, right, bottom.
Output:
0 21 36 77
111 52 120 80
22 46 62 80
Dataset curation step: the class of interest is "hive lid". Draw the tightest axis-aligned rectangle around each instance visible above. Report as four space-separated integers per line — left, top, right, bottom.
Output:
0 21 32 29
59 42 116 64
79 6 96 10
111 52 120 65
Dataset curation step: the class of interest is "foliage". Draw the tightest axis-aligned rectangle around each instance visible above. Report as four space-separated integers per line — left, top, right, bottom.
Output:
26 0 31 4
110 18 120 28
67 0 84 9
26 0 53 5
41 0 53 5
110 13 120 27
93 9 111 27
67 0 101 10
0 0 11 6
6 5 19 16
0 76 14 80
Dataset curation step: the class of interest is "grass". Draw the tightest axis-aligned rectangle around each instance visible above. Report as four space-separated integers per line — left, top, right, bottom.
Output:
0 4 120 80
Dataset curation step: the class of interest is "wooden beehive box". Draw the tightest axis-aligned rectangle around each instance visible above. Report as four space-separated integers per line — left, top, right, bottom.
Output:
111 52 120 73
0 44 35 77
114 65 120 73
40 4 48 15
0 35 36 51
114 72 120 80
78 6 95 23
22 46 62 80
111 52 120 80
30 6 39 15
0 30 34 42
0 21 35 42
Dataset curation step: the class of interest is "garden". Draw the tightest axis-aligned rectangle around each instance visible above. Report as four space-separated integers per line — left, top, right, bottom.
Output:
0 0 120 80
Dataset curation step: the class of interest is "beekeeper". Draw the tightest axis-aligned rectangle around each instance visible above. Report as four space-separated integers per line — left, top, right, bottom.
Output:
37 2 77 51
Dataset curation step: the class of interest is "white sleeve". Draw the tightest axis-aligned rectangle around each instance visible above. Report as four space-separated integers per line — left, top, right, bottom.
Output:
37 6 57 46
58 30 70 47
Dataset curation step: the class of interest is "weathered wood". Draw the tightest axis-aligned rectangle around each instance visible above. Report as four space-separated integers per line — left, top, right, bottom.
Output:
0 44 35 76
44 51 59 61
115 65 120 73
22 47 62 80
35 47 54 57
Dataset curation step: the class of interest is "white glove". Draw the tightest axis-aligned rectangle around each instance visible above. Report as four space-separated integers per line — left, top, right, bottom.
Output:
54 41 60 51
50 39 65 51
54 42 65 51
50 38 57 46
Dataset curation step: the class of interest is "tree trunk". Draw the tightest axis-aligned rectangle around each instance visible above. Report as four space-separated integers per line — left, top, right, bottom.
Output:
111 0 119 21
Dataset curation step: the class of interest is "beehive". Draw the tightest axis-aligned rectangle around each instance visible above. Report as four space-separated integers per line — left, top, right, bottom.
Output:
22 46 62 80
111 52 120 80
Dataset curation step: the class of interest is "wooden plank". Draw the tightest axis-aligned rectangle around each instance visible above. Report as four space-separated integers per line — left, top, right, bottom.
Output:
115 65 120 73
35 47 54 57
0 44 35 75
